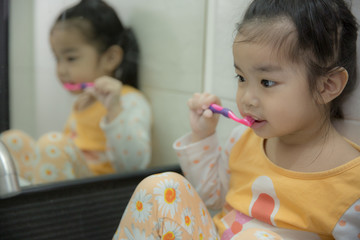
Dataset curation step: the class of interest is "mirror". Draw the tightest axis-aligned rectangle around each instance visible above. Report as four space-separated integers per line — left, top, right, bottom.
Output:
5 0 208 186
4 0 359 189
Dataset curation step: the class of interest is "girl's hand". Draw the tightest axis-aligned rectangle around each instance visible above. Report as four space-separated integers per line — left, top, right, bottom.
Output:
187 93 221 142
87 76 123 123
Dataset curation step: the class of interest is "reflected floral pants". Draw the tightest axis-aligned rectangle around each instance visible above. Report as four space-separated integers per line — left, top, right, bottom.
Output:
0 129 92 184
113 172 220 240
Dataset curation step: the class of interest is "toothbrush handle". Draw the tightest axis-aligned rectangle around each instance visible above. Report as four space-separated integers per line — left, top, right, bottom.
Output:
209 104 232 118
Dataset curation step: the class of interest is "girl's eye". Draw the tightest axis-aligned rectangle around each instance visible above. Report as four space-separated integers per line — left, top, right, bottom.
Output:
235 74 246 83
67 56 78 62
261 79 276 87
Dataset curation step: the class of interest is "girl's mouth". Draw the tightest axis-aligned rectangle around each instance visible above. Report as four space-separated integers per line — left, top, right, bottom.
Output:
251 119 267 129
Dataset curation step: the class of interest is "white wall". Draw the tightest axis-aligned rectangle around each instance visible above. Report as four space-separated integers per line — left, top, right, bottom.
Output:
204 0 252 145
9 0 253 168
9 0 36 137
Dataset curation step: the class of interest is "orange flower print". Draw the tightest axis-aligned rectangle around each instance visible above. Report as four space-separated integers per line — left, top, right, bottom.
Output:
182 178 194 196
154 179 181 218
6 134 23 151
199 203 209 226
161 221 182 240
130 189 153 223
39 163 58 181
123 224 155 240
47 132 63 142
198 227 204 240
45 145 61 158
181 208 194 234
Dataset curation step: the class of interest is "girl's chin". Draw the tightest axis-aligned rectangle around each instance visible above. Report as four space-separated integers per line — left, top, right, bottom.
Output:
250 121 275 139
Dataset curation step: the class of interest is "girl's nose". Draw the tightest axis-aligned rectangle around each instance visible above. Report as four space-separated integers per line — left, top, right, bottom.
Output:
57 62 66 78
241 87 260 109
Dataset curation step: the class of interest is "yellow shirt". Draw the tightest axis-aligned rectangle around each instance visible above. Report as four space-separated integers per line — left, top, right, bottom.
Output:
64 85 140 151
63 85 148 175
213 129 360 239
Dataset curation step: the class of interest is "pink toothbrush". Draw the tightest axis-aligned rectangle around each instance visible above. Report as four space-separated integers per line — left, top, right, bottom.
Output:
63 82 94 91
209 103 255 127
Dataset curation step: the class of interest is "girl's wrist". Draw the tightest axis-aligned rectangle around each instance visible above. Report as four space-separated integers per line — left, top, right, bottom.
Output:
191 130 215 143
105 103 123 123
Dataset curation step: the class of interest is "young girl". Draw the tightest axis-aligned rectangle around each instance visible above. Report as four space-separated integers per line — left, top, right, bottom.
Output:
1 0 151 184
113 0 359 239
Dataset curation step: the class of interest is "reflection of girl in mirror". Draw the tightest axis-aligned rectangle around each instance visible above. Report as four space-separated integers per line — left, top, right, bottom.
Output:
113 0 360 239
1 0 151 185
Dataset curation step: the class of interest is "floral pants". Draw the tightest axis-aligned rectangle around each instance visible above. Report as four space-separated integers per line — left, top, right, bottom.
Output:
113 172 220 240
1 129 92 184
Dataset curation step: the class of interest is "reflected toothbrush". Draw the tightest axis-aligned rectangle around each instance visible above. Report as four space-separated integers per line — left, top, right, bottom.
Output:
209 103 255 127
63 82 94 91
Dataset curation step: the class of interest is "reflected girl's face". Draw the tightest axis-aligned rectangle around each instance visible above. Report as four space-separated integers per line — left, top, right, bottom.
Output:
233 34 322 140
50 23 110 93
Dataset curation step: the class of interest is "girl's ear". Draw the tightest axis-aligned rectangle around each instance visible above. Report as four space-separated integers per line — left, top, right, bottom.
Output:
102 45 123 73
318 67 348 104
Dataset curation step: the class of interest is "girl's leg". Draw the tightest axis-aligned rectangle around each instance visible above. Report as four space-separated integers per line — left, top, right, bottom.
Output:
113 172 219 240
32 132 92 184
1 129 38 183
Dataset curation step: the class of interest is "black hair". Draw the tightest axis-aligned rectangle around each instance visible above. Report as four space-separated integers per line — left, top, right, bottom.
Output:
54 0 139 89
237 0 358 119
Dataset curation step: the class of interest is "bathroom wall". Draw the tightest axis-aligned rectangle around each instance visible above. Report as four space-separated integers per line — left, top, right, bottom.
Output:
10 0 252 167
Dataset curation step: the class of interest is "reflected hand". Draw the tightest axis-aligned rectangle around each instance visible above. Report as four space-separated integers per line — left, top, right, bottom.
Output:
187 92 221 142
86 76 123 123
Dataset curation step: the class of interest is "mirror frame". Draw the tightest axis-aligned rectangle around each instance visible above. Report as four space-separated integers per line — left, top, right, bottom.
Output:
0 0 9 132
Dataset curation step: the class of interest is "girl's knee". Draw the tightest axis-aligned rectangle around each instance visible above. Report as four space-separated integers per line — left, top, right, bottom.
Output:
37 132 69 146
137 171 185 190
1 129 35 147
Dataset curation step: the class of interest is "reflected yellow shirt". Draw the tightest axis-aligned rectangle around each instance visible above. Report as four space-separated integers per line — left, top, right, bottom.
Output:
64 85 140 151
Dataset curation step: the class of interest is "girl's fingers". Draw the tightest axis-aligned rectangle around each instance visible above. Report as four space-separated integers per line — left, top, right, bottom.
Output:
187 92 221 114
202 109 214 118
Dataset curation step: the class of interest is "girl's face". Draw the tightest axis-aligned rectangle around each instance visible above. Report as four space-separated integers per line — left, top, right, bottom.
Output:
50 23 111 93
233 34 324 140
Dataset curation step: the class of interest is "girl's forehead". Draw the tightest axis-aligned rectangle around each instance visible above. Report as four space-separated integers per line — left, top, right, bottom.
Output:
52 19 92 38
233 20 301 65
51 23 88 43
232 33 308 78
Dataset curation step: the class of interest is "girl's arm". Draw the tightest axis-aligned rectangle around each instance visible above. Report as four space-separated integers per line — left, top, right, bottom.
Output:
100 92 152 172
173 126 244 210
332 198 360 239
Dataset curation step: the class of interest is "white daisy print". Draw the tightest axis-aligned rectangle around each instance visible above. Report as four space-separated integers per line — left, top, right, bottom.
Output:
161 221 182 240
209 227 219 240
39 163 58 181
20 151 37 166
63 162 75 180
254 230 276 240
154 179 181 218
5 134 23 151
64 145 78 162
47 132 63 142
181 208 194 234
130 189 153 223
45 145 61 158
199 203 208 226
198 227 204 240
122 224 155 240
182 179 194 196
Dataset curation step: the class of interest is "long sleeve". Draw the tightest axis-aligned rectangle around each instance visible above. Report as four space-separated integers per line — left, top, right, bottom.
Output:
173 126 245 210
332 198 360 240
101 92 152 172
